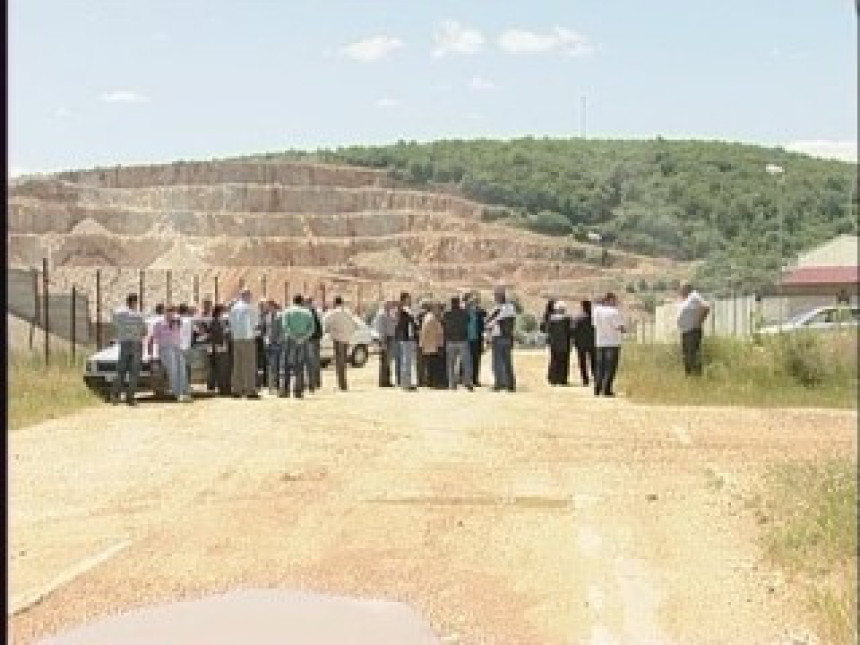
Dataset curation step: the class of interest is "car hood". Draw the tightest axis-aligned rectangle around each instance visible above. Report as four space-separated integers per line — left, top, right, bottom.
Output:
88 345 120 361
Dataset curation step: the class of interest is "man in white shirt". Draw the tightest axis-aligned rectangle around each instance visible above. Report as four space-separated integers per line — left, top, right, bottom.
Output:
178 303 195 397
677 283 710 376
485 287 517 392
323 296 358 391
592 292 625 397
229 288 260 399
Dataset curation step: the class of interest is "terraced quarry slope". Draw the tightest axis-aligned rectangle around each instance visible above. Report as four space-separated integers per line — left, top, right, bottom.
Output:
7 161 687 312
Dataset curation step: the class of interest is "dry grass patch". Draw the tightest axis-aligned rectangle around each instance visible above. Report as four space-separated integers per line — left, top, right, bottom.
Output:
8 350 100 431
751 459 858 644
619 331 858 408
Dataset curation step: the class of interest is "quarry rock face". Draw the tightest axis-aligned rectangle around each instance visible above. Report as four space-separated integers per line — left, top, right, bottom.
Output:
7 160 683 312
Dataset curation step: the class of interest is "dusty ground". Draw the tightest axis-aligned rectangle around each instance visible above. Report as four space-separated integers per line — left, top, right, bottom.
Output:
8 352 857 644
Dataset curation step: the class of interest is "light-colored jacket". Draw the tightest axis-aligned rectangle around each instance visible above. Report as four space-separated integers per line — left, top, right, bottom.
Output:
373 309 396 338
228 300 259 340
419 313 444 354
113 306 146 343
323 307 357 344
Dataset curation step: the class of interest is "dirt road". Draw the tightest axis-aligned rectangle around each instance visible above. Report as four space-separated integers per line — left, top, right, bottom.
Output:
9 352 857 644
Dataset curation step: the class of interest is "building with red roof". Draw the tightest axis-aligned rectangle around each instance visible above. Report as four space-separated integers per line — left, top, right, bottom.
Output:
778 235 858 305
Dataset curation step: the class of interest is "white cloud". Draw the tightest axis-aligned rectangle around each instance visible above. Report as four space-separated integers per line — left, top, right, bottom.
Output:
469 76 498 91
432 20 485 58
341 35 403 62
100 90 150 104
498 27 595 57
55 106 70 118
785 140 857 163
375 97 401 109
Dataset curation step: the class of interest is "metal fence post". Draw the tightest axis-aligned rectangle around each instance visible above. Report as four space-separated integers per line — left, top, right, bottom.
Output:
42 257 49 366
96 268 102 349
30 266 38 350
284 280 288 306
261 274 267 298
214 275 220 304
166 270 172 305
139 269 145 312
321 283 326 309
194 274 200 305
71 285 77 363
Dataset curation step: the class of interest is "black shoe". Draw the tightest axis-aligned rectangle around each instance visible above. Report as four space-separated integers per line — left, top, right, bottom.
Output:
594 389 602 396
604 391 616 397
232 394 241 399
294 392 304 399
247 393 261 400
278 391 289 398
466 385 474 392
405 386 418 392
127 399 138 407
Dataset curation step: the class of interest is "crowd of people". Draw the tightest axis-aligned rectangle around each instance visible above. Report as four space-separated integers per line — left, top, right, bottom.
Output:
108 286 518 405
108 282 710 406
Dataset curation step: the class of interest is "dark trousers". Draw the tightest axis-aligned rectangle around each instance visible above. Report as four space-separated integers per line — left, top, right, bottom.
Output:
334 341 349 391
427 351 446 388
416 349 427 387
575 346 595 385
548 348 570 385
594 346 620 395
211 351 231 395
306 339 321 391
379 337 395 386
111 341 142 402
255 337 267 387
281 339 307 396
231 339 258 396
491 336 516 391
469 339 483 385
682 329 703 376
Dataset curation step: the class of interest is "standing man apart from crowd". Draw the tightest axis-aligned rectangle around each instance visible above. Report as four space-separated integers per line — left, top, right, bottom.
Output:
677 282 711 376
395 291 419 391
229 288 260 399
110 293 147 406
485 287 517 392
442 295 474 391
323 296 357 391
304 297 323 393
592 292 625 397
373 300 397 387
279 294 314 398
465 293 486 387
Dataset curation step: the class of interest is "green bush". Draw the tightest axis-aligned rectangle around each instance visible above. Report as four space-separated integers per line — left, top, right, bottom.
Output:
775 332 829 387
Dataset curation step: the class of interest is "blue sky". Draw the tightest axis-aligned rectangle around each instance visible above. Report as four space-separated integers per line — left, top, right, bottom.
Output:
8 0 857 174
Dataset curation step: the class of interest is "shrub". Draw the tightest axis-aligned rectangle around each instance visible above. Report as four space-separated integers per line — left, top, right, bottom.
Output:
774 332 829 387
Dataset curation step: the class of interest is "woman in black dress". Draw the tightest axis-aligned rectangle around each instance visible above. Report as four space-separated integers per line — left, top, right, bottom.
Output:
546 301 573 385
572 300 596 387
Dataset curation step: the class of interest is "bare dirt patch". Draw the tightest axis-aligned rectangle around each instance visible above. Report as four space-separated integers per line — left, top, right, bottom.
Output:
8 353 856 644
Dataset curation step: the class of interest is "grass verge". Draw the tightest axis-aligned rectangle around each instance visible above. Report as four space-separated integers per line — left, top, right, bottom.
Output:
750 459 858 644
8 349 100 431
619 331 857 408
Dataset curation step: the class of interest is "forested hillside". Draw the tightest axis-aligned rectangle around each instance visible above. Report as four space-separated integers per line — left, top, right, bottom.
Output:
240 138 857 295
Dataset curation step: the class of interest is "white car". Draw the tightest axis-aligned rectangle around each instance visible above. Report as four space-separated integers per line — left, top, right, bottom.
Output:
319 315 379 368
83 315 211 399
757 305 859 335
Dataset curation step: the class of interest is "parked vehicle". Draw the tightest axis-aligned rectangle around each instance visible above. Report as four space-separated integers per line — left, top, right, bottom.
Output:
756 305 859 335
82 316 211 400
319 315 379 368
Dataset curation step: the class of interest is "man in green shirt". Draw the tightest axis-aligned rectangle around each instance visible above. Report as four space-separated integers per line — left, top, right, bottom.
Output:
278 294 315 398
